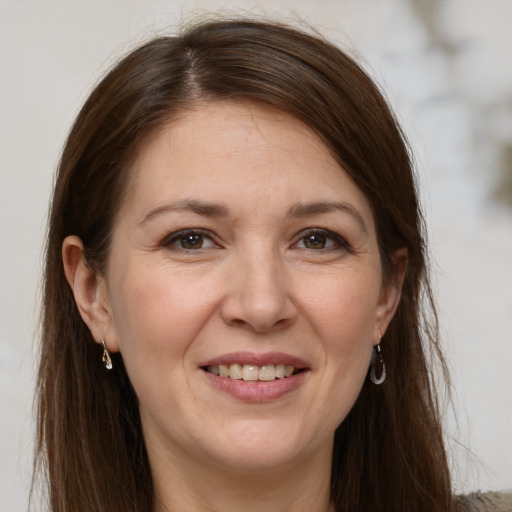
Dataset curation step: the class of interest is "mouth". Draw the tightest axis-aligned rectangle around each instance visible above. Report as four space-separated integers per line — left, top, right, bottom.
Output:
203 363 305 382
199 352 310 402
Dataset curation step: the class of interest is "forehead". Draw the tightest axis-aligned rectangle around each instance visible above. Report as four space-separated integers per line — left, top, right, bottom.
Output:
120 101 375 226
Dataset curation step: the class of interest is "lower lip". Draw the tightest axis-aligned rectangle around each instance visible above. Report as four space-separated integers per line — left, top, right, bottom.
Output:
202 370 308 403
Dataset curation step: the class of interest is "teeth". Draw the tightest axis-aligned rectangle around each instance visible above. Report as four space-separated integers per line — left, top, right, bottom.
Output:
242 364 259 381
206 363 297 381
259 365 276 381
229 363 243 380
275 364 286 379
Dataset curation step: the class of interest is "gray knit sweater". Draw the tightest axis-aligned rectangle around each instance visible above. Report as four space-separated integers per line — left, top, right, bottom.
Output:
455 492 512 511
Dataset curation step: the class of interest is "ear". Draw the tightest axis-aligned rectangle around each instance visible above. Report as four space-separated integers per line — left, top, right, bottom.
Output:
373 248 408 344
62 236 119 352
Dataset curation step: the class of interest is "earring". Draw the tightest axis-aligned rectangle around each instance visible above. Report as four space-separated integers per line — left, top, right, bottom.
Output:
370 336 386 385
101 339 113 370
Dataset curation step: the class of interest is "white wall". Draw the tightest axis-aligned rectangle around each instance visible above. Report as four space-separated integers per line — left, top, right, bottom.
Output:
1 0 511 509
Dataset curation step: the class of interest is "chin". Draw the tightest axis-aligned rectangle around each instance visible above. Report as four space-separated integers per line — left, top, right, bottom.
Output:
198 421 325 473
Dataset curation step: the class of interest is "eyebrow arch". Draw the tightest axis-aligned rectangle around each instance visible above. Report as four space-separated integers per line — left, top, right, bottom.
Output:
286 201 368 233
140 199 229 225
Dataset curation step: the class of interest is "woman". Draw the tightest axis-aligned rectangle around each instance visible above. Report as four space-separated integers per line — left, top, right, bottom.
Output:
35 18 469 511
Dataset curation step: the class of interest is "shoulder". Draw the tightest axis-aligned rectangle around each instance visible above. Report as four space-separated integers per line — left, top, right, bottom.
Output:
454 491 512 512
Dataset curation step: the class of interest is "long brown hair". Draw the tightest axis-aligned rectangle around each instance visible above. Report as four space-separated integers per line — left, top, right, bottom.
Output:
34 18 453 511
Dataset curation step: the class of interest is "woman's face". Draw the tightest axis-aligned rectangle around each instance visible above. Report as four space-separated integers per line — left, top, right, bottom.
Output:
98 101 401 474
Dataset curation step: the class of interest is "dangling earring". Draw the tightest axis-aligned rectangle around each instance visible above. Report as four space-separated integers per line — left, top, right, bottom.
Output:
370 333 386 385
101 339 113 370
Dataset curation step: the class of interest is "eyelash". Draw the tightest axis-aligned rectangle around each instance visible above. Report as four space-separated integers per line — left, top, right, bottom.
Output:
161 229 218 252
292 228 353 253
160 228 353 254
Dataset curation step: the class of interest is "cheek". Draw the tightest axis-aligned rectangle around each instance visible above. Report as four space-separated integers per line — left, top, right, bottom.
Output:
106 263 223 425
298 270 380 419
300 268 381 351
108 261 219 363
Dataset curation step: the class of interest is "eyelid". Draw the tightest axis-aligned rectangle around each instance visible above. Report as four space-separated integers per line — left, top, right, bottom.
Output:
159 227 352 253
292 228 353 252
160 228 219 250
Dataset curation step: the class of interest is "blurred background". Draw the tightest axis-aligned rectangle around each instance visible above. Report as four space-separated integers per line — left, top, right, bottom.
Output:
1 0 511 509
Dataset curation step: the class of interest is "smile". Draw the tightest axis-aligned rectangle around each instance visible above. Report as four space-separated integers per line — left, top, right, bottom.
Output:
206 363 298 381
200 352 310 402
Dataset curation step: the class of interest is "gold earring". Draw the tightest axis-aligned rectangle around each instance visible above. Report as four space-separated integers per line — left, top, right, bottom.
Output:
101 339 113 370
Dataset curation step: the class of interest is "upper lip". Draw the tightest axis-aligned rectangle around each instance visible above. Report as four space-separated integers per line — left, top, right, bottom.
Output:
200 351 309 369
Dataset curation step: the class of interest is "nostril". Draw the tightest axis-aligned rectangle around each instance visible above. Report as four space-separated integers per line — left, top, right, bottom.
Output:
228 318 248 328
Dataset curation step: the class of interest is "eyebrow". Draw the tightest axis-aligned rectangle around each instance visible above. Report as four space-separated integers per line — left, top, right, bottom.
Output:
140 198 368 233
139 199 229 225
286 201 368 233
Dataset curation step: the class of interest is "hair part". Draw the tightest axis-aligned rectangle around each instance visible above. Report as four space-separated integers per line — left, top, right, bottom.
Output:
34 18 453 511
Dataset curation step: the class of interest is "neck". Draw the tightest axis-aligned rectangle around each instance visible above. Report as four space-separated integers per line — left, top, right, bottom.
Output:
150 441 334 512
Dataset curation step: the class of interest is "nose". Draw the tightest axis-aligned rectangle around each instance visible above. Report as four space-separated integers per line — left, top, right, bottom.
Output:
220 248 297 333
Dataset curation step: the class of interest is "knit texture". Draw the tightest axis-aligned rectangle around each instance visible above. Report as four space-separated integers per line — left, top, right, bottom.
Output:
455 492 512 511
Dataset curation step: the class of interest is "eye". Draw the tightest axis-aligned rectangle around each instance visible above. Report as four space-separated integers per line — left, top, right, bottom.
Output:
179 233 205 250
301 232 329 249
293 229 350 252
162 229 218 251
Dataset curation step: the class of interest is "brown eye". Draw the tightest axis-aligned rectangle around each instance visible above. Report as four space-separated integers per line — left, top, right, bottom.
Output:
162 230 217 251
302 233 327 249
294 229 352 253
179 234 204 249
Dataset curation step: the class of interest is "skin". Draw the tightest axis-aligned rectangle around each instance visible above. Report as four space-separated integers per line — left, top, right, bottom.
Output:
63 101 405 512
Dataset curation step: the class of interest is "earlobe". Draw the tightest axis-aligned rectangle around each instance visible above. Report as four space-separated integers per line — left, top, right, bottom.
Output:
62 236 118 351
374 248 408 342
